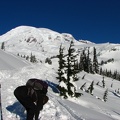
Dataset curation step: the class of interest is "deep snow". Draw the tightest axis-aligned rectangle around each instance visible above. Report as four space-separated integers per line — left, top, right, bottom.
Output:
1 26 120 120
1 50 120 120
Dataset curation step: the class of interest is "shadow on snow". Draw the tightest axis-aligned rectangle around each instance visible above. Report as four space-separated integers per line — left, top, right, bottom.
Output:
6 80 59 119
46 80 59 93
112 91 120 98
6 101 26 120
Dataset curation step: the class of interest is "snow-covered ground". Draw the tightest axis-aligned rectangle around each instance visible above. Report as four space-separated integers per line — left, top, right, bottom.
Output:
1 26 120 120
1 50 120 120
0 87 1 119
1 26 120 72
0 49 30 70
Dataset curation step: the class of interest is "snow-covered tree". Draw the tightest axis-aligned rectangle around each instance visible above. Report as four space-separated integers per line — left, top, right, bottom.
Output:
59 81 68 99
56 44 66 82
58 41 81 98
111 83 113 88
56 44 68 98
79 49 86 71
1 42 5 50
66 40 77 97
103 89 108 102
80 82 86 91
96 81 99 86
66 41 81 97
30 53 37 63
45 57 52 64
92 47 99 73
102 76 105 88
86 81 94 95
79 48 93 73
26 55 29 60
82 74 86 79
87 48 93 73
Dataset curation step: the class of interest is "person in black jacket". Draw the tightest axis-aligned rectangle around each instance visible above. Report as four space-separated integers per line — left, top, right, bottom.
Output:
14 80 48 120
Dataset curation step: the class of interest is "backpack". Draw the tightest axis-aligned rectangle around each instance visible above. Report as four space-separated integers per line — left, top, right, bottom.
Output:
26 78 49 104
26 78 48 92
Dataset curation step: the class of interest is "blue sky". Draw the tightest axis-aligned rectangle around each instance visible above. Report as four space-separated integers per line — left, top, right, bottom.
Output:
0 0 120 43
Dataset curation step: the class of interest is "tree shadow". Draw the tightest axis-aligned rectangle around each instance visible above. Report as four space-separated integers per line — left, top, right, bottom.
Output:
112 91 120 98
6 101 26 120
113 110 120 116
46 80 59 93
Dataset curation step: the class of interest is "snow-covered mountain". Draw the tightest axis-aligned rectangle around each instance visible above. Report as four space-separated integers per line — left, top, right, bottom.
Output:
0 26 120 72
0 26 76 61
1 26 120 120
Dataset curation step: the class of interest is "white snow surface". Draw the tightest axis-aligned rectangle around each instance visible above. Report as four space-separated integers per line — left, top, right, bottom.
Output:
0 26 120 120
0 49 30 70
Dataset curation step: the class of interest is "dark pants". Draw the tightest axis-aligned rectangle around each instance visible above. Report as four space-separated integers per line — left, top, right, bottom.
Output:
14 86 37 120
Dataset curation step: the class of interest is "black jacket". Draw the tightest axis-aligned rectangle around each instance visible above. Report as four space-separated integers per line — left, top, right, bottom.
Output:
14 85 47 120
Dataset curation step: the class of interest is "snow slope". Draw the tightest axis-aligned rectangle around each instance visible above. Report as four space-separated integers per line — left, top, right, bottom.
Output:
1 51 120 120
0 26 120 72
1 26 120 120
0 87 1 120
0 49 30 70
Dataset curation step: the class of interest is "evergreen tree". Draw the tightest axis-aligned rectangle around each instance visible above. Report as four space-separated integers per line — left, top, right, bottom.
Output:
56 44 68 98
30 53 33 62
103 89 108 102
96 81 99 86
66 40 75 97
87 48 93 73
26 55 29 60
1 42 5 50
82 74 86 79
79 48 93 73
23 55 26 58
86 48 90 73
102 76 105 88
58 86 68 99
80 82 86 90
113 70 118 79
32 55 37 63
17 53 20 56
99 67 102 75
107 70 112 77
72 45 82 97
57 41 81 98
79 49 87 71
72 58 79 82
111 83 113 88
87 81 94 95
45 58 52 64
30 53 37 63
66 40 81 97
117 88 120 94
92 47 99 73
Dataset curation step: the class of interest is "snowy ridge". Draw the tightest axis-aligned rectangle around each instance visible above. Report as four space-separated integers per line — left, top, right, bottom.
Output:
0 26 75 61
1 26 120 120
0 26 120 72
